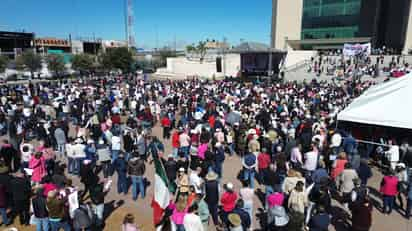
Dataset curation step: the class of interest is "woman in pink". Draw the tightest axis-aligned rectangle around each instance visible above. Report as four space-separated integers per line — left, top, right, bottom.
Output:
331 152 348 180
267 190 285 208
29 152 46 183
197 143 208 160
380 170 399 215
170 197 188 231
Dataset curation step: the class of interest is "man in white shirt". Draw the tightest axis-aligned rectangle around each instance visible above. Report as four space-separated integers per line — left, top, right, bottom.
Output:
303 143 319 173
111 135 121 163
183 204 204 231
386 139 399 170
189 167 203 194
179 131 191 158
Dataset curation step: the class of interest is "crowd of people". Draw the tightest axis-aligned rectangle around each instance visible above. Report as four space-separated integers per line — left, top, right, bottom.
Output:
0 74 410 231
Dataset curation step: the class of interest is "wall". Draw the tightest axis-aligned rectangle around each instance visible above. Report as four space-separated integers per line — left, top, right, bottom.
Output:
284 50 317 69
272 0 303 50
157 54 240 78
403 1 412 54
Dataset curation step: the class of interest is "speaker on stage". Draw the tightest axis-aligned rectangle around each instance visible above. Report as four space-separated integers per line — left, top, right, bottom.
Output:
216 57 222 73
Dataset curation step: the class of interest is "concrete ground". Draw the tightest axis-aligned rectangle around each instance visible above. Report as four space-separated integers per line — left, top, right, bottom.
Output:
3 122 412 231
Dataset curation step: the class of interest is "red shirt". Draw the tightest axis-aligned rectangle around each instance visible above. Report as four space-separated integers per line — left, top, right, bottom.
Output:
172 132 180 148
111 115 121 124
221 192 238 212
161 117 171 127
258 152 271 170
208 115 215 128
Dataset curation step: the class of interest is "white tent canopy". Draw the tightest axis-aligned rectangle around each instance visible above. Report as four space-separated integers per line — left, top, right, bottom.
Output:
338 74 412 129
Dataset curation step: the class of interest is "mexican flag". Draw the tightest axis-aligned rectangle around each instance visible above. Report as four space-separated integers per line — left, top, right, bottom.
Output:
151 156 175 227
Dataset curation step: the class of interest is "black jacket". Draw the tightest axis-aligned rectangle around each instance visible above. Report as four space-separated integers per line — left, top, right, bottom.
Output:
205 180 219 205
164 159 177 181
128 159 145 176
32 195 48 218
10 176 31 201
90 183 105 205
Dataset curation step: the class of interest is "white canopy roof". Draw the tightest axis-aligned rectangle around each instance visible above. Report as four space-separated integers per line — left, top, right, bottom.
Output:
338 74 412 129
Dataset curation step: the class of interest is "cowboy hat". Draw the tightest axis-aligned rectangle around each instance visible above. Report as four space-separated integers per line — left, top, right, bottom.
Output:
228 213 242 227
205 171 218 181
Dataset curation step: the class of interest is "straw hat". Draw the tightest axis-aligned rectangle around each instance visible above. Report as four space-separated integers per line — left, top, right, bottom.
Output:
205 171 218 181
228 213 242 227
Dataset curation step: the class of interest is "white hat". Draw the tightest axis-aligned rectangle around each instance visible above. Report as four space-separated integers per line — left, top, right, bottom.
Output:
87 139 94 144
75 138 83 144
83 159 92 165
179 167 185 172
396 163 406 168
215 142 222 148
98 139 104 145
225 182 234 190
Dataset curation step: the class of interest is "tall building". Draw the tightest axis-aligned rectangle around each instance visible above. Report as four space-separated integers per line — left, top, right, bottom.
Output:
272 0 412 53
271 0 303 50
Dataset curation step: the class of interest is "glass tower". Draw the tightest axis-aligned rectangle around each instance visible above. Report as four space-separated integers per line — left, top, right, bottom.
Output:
302 0 362 39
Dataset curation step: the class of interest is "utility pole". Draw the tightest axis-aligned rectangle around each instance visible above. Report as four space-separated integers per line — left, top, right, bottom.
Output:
223 37 227 77
125 0 135 49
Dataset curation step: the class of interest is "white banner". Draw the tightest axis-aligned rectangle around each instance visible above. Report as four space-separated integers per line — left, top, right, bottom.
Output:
343 43 371 57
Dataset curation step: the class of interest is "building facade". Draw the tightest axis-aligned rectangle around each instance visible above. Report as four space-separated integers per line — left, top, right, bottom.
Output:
272 0 412 53
0 31 34 59
271 0 303 50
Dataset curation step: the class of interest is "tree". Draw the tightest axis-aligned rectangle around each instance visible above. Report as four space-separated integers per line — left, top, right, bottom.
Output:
0 55 9 74
71 54 94 76
196 41 208 63
158 47 176 67
103 47 134 73
46 54 65 78
186 44 196 54
16 50 42 79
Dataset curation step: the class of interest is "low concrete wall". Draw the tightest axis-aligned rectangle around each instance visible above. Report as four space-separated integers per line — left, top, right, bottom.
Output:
157 54 241 78
284 50 317 68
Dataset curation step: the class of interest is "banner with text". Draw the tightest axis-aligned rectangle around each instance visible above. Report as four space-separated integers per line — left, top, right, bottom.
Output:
343 43 371 57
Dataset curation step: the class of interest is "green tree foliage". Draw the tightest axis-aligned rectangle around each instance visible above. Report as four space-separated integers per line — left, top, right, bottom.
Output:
71 53 94 76
0 55 9 73
16 50 42 79
104 47 134 73
46 54 65 78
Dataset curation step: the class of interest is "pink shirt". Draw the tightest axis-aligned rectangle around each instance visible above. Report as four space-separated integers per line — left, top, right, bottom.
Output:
267 192 284 208
171 208 188 225
43 183 58 197
197 143 208 160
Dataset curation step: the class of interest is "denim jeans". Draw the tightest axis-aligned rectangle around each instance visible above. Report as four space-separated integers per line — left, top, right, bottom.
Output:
0 207 9 225
214 161 223 178
49 220 71 231
68 157 75 174
406 199 412 218
94 203 104 225
172 148 179 158
101 161 111 178
179 146 190 158
57 143 65 157
176 224 185 231
228 143 235 155
131 175 145 200
117 173 128 194
243 168 255 188
73 158 82 175
111 150 120 163
383 195 395 214
243 201 253 223
34 217 49 231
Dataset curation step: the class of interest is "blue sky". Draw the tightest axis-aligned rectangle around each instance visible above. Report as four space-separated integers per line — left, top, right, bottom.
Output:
0 0 272 49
